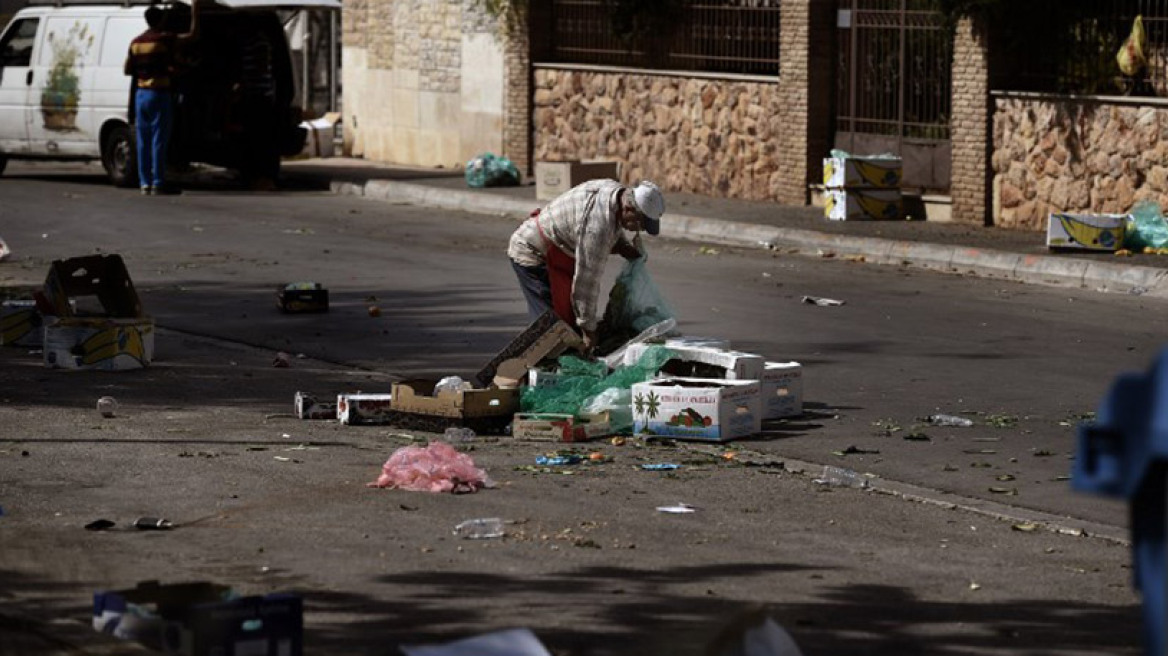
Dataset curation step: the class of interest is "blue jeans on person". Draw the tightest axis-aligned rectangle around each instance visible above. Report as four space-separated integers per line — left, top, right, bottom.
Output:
135 88 173 189
511 260 552 321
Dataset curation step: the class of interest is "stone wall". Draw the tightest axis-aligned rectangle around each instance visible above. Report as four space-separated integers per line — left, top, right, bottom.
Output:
533 69 784 201
340 0 506 166
992 97 1168 230
950 17 991 226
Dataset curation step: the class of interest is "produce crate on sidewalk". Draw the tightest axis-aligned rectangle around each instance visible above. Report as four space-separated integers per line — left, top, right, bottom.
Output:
823 153 903 221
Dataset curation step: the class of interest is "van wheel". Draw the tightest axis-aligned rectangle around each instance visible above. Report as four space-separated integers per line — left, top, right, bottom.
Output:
102 125 138 188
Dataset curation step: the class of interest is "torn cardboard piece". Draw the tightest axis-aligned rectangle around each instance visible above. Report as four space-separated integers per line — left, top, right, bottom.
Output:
391 380 518 421
624 343 764 380
43 254 144 318
2 299 73 347
475 310 581 388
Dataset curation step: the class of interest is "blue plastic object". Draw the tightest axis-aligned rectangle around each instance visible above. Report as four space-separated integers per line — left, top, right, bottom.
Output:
1074 348 1168 656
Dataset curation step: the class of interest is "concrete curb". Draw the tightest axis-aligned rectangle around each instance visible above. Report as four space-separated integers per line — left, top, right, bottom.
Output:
331 178 1168 300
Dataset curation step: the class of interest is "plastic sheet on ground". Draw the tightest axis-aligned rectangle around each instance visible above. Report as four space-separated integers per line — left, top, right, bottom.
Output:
367 441 491 494
521 344 675 433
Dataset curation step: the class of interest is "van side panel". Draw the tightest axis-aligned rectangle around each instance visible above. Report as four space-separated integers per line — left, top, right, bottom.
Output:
29 12 106 156
92 12 141 143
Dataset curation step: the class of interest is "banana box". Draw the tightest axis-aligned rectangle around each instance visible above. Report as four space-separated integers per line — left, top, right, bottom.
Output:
825 188 903 221
823 156 902 189
43 317 154 370
1046 213 1127 251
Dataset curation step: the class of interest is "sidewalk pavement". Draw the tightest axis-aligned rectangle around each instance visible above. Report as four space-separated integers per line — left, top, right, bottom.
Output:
281 158 1168 300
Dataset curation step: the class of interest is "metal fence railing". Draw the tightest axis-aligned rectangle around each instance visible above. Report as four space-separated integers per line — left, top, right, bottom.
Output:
541 0 782 77
992 0 1168 96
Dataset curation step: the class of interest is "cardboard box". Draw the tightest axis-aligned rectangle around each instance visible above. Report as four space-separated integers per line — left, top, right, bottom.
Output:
43 254 144 318
824 188 903 220
277 282 329 313
823 155 903 189
299 112 341 158
762 361 803 419
295 391 337 420
664 336 731 351
624 343 764 380
535 160 621 201
391 379 519 420
1046 213 1127 251
337 393 395 425
633 377 762 442
475 311 581 388
44 317 154 370
511 412 612 442
1 299 75 347
93 580 302 656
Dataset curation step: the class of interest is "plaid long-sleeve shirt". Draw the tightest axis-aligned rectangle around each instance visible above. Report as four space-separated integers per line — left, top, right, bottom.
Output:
508 179 631 331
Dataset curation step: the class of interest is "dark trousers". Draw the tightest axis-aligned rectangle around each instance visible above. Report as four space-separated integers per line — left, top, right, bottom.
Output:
511 260 552 321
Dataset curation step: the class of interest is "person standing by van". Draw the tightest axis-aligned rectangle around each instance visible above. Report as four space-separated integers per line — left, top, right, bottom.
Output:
124 1 204 195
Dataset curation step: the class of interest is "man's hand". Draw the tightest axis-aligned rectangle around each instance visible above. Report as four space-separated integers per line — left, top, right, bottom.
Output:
613 240 641 262
581 329 598 356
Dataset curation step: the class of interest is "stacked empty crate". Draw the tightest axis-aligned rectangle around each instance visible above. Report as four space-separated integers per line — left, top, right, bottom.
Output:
823 152 904 221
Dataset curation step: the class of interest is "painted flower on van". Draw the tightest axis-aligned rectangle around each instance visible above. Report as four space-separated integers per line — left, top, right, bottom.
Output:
40 21 94 131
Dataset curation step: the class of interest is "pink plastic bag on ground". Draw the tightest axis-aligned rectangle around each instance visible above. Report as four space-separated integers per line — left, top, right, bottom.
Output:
367 441 491 494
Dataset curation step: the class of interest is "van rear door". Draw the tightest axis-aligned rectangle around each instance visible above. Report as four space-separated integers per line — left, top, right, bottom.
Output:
0 15 40 155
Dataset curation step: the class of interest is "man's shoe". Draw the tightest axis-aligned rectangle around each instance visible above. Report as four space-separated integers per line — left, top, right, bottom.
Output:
140 186 153 196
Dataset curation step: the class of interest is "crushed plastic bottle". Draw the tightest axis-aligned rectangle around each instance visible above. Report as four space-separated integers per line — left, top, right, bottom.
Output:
96 396 118 418
929 414 974 427
815 465 870 489
453 517 505 539
444 427 476 443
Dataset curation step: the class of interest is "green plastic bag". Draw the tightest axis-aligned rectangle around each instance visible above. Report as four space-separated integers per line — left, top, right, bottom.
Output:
1125 200 1168 250
596 257 676 356
465 153 520 188
520 345 675 433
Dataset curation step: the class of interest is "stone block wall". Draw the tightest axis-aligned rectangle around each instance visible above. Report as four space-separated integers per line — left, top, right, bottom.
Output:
533 69 784 200
950 17 990 226
993 97 1168 230
340 0 507 166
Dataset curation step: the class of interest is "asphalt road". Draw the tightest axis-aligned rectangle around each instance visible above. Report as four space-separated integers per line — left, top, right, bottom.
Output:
0 163 1155 655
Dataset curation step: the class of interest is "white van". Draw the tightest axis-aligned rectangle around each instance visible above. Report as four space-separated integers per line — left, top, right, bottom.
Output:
0 0 338 185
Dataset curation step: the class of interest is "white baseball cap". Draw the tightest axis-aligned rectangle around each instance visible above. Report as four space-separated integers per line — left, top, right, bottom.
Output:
631 181 665 235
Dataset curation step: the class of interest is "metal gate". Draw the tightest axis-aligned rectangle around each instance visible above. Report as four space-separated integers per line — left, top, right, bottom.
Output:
835 0 951 193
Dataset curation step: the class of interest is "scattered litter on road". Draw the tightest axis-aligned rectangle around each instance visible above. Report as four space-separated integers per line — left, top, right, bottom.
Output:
1012 522 1040 532
656 503 698 514
97 396 118 418
0 236 9 261
641 463 680 471
833 445 879 456
85 519 115 531
902 432 931 441
401 628 551 656
276 282 329 313
929 414 974 427
969 581 982 591
273 352 291 368
453 517 505 539
801 296 844 306
987 487 1017 495
815 465 871 489
444 427 476 442
132 517 172 530
294 391 337 420
536 454 583 466
368 305 381 317
273 456 301 463
367 441 491 494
